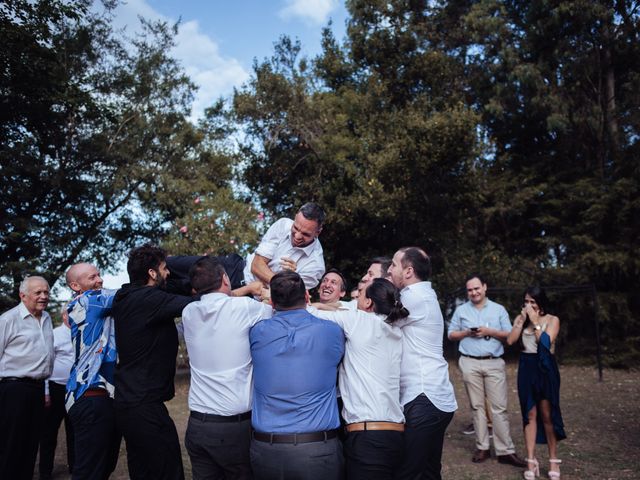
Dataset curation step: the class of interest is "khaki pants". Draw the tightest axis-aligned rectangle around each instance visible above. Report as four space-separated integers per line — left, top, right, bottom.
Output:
458 356 515 455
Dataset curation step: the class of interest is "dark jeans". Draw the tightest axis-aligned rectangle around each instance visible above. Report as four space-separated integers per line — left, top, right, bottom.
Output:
68 394 120 480
344 430 403 480
185 415 252 480
39 382 75 478
0 379 44 480
250 436 344 480
395 394 454 480
116 402 184 480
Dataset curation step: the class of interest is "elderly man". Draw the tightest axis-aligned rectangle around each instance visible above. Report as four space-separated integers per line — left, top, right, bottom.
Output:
243 203 326 290
181 257 273 479
448 274 526 467
388 247 457 480
65 262 120 480
250 271 345 480
0 276 54 479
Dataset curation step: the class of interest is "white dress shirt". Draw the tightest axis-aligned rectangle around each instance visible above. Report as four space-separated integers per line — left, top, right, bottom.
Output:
48 325 74 385
396 282 457 412
0 302 54 379
181 292 273 416
309 307 405 424
243 217 325 289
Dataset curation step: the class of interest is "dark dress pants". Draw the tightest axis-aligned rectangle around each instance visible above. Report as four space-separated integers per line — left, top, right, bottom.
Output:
39 381 75 478
344 430 403 480
185 415 252 480
68 394 121 480
116 402 184 480
395 394 454 480
0 379 45 480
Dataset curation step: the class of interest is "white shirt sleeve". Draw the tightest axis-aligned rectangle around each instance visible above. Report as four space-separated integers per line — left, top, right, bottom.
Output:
255 218 290 260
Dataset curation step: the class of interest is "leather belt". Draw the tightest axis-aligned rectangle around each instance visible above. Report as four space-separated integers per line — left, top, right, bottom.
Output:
253 429 338 444
346 421 405 432
83 387 109 398
0 377 44 385
190 411 251 423
461 353 502 360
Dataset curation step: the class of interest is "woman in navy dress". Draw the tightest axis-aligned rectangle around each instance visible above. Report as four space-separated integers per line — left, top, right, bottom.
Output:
507 286 565 480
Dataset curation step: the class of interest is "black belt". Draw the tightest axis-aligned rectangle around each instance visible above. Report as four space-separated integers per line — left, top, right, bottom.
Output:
460 353 502 360
253 429 338 444
190 410 251 423
0 377 44 384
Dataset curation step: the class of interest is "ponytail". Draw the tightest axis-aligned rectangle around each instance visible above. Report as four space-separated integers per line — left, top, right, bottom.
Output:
366 278 409 325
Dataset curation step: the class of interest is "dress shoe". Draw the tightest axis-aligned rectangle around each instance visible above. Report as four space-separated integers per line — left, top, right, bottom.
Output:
497 453 528 468
472 449 490 463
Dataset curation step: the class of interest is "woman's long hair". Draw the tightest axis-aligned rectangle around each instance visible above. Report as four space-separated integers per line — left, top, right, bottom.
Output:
365 278 409 324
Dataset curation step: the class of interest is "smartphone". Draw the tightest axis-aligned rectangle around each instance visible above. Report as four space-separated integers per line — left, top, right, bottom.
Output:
470 327 478 332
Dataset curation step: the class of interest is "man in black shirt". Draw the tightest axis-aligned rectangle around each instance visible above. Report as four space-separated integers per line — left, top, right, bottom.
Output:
112 244 195 480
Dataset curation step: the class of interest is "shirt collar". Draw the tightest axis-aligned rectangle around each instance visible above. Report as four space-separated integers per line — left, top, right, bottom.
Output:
401 280 432 294
200 292 228 302
18 301 34 320
285 229 318 255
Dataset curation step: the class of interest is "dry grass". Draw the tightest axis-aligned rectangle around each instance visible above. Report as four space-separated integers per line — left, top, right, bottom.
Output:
42 363 640 479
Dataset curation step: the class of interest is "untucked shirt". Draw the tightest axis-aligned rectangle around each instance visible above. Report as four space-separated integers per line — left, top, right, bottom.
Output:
308 307 404 424
65 289 117 411
49 325 74 385
250 308 344 433
448 299 513 357
243 218 325 289
0 303 53 379
182 292 273 416
397 282 458 412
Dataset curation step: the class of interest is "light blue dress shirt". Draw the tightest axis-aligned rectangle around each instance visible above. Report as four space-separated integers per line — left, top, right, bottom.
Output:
448 299 512 357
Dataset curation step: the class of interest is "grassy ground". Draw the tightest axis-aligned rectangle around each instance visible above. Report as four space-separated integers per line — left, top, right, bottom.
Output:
41 362 640 479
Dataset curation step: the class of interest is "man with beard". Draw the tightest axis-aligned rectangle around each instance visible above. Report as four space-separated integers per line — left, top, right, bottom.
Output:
112 244 197 480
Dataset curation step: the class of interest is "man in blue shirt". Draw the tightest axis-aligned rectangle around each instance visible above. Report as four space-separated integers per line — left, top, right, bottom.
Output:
448 274 526 468
249 271 345 480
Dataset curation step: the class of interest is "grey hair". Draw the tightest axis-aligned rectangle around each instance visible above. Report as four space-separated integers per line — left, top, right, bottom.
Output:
19 276 49 294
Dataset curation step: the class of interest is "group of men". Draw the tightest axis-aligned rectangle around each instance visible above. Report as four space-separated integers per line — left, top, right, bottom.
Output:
1 201 526 479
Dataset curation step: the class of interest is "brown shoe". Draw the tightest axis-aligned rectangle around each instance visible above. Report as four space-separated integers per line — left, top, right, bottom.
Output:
472 449 490 463
497 453 528 468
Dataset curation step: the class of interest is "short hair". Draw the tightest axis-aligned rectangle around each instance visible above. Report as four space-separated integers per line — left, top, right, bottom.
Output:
270 271 306 309
188 257 226 294
320 268 347 292
298 202 325 227
127 244 167 286
465 273 487 286
370 256 391 277
19 276 49 294
399 247 432 281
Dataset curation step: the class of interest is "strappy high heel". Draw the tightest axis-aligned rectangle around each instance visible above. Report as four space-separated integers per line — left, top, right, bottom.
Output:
523 458 539 479
548 458 561 479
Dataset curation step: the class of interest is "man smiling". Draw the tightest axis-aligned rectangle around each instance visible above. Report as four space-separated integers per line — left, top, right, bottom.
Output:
318 269 347 305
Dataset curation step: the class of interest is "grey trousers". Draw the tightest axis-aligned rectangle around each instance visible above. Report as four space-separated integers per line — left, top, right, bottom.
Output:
250 436 344 480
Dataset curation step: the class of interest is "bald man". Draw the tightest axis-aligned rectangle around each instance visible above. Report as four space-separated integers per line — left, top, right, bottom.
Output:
64 263 120 480
0 276 54 479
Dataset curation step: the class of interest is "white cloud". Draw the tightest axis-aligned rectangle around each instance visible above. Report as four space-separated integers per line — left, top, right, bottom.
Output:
279 0 338 25
111 0 249 119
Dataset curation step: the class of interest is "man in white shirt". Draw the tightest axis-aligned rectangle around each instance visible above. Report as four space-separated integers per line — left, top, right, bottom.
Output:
0 276 54 479
182 257 273 479
243 203 326 290
388 247 458 480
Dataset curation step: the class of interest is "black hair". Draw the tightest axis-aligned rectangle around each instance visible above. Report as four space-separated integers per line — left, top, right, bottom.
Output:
365 278 409 324
522 285 551 330
370 256 392 277
270 271 306 310
399 247 432 281
127 244 167 286
188 257 226 294
320 268 347 292
465 272 487 286
299 202 326 227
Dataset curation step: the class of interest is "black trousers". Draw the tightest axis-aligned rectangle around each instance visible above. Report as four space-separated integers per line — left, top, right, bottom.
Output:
395 394 454 480
39 381 75 478
116 402 184 480
0 379 45 480
185 415 252 480
344 430 403 480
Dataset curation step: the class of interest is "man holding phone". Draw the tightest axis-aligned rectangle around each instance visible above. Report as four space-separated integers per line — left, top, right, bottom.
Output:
448 274 526 468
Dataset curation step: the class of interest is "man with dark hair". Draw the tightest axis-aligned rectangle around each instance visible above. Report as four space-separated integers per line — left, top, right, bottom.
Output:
182 257 273 479
448 274 526 467
388 247 457 480
243 203 326 290
111 244 196 480
360 256 392 289
317 269 348 305
249 271 345 480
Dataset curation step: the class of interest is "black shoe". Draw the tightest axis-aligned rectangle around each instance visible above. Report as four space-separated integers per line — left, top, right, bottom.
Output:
472 449 491 463
497 453 528 468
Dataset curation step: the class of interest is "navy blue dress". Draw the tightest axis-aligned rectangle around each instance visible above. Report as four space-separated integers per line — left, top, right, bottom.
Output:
517 332 566 444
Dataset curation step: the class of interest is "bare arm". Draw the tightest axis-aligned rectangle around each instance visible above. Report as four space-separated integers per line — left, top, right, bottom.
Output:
231 281 264 298
250 254 275 285
506 313 525 345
